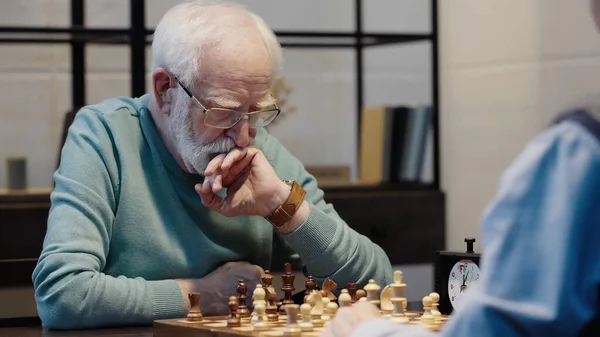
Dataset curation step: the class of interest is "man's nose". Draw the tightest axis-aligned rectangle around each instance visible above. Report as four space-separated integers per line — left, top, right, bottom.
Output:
226 117 250 148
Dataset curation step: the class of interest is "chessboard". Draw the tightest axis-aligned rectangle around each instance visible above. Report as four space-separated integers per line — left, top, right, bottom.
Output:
154 263 449 337
153 310 448 337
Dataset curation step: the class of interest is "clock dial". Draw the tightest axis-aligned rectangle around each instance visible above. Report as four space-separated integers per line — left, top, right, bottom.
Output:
448 259 481 310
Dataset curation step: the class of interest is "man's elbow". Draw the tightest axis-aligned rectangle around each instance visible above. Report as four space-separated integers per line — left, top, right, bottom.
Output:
35 293 86 330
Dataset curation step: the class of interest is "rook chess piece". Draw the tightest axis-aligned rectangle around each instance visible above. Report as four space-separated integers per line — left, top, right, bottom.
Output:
279 263 295 314
227 296 241 327
236 279 250 318
283 304 302 337
186 293 203 321
338 289 352 307
299 303 313 332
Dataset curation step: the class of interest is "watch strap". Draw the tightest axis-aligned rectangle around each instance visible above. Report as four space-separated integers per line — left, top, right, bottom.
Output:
265 181 306 227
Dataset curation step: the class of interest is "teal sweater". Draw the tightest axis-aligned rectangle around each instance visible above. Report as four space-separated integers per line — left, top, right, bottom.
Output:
32 94 393 329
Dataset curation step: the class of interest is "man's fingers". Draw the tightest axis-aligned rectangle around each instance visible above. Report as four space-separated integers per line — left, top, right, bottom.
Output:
204 153 227 176
196 182 225 211
228 149 257 178
222 148 248 171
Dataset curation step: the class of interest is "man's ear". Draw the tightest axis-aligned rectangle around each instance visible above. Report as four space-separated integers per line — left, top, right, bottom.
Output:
152 67 173 114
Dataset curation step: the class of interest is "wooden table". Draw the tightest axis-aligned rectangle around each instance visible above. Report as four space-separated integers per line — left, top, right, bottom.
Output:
0 326 153 337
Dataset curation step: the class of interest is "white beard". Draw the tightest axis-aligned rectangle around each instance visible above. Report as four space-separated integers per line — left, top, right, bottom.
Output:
170 95 236 175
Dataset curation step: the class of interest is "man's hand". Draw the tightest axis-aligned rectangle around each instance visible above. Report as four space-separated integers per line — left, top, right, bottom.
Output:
176 261 264 316
195 147 290 217
320 301 382 337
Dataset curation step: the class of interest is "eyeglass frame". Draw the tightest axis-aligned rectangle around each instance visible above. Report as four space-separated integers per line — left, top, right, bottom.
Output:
173 76 281 129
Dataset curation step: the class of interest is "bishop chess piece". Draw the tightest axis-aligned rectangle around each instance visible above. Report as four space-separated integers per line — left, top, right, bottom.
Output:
364 279 381 307
429 292 442 323
304 275 317 303
227 296 241 327
186 293 203 321
299 303 313 332
236 279 250 318
390 270 409 323
347 283 359 303
283 304 302 337
279 263 295 315
338 289 352 307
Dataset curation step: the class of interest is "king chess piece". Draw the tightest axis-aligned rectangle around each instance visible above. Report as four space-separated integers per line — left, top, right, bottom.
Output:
279 263 295 315
186 293 203 321
236 279 250 318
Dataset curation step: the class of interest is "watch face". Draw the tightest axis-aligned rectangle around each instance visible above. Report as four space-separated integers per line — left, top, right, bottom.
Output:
448 259 481 310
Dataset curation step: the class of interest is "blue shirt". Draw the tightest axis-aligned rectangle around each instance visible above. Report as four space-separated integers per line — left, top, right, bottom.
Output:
353 108 600 337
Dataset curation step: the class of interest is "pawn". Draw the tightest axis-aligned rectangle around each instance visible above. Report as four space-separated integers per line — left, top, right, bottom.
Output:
326 301 339 319
356 289 366 302
298 303 313 332
364 279 381 307
429 292 442 322
338 289 352 307
252 302 269 332
283 304 302 337
186 293 203 321
321 293 332 322
227 296 241 327
420 296 436 329
251 284 267 324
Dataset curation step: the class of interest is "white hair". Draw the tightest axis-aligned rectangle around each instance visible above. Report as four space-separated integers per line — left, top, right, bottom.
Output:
150 0 283 90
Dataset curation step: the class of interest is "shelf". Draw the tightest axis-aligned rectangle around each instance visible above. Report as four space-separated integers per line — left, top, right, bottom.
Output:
0 26 432 48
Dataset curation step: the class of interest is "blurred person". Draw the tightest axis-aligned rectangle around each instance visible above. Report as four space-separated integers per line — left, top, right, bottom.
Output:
322 1 600 336
31 0 392 330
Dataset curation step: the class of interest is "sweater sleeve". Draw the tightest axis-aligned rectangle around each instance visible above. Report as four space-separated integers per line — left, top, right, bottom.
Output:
258 129 393 289
32 109 184 330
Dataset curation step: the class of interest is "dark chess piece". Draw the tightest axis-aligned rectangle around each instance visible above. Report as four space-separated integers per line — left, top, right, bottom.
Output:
186 293 203 321
347 283 360 303
266 287 279 323
356 289 367 301
227 296 241 327
279 263 296 315
262 270 274 288
237 279 251 318
304 275 317 303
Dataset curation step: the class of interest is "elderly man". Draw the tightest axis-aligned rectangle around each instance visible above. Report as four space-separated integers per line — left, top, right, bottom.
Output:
32 0 392 330
322 1 600 337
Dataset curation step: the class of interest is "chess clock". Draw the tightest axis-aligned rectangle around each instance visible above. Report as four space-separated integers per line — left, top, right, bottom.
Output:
434 237 481 315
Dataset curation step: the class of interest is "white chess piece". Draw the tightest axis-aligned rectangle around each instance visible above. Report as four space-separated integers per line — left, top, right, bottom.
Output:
252 302 269 331
321 294 331 322
429 292 442 323
380 285 393 317
390 270 409 323
308 290 324 327
283 304 302 337
298 303 313 332
364 279 381 307
327 301 338 319
251 284 266 324
338 289 352 307
420 296 436 329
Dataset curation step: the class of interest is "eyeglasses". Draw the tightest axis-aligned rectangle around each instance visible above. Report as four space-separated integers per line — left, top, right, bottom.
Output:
174 77 281 129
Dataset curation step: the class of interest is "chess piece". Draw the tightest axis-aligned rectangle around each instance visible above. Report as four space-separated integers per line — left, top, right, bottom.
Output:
266 286 279 324
236 279 250 318
338 289 352 307
279 263 295 314
304 275 317 303
326 301 338 319
308 290 324 327
252 302 270 332
380 285 393 317
283 304 302 337
364 279 381 307
429 292 442 322
358 297 368 302
298 303 313 332
390 270 409 323
347 283 359 303
420 296 437 329
321 294 331 322
251 284 267 324
227 296 241 327
356 289 366 301
322 277 338 301
186 293 203 321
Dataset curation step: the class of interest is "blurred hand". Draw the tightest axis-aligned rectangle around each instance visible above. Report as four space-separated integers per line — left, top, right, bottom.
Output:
176 261 264 315
195 147 290 218
320 301 382 337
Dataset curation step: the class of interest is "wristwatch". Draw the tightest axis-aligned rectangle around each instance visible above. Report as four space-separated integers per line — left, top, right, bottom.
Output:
265 180 306 228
